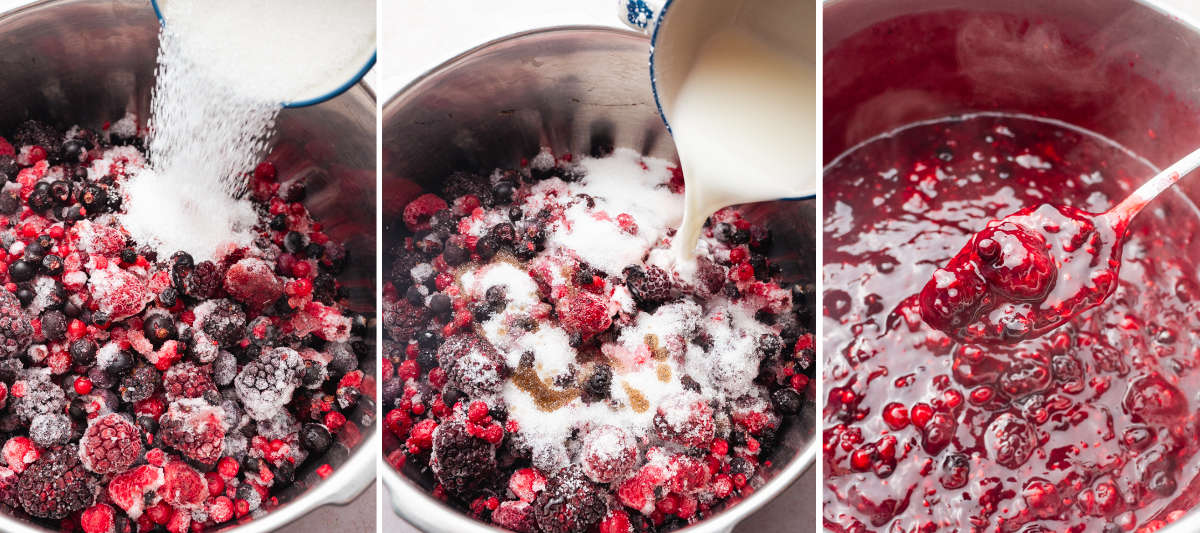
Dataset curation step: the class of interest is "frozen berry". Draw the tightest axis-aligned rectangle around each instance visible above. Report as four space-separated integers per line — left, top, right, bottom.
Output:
0 289 33 357
430 421 497 497
531 466 606 533
159 399 226 465
580 425 636 483
234 347 303 420
79 413 142 474
403 193 449 232
653 392 715 448
16 445 94 519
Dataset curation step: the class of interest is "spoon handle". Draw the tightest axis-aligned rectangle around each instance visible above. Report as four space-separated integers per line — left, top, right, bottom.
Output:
1110 146 1200 223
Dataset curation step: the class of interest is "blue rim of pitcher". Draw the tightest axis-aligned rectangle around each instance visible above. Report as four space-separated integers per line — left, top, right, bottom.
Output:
644 0 813 201
150 0 376 109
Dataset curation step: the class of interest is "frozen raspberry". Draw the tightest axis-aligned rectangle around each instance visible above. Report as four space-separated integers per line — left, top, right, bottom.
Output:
556 290 612 336
88 266 150 321
508 468 547 503
81 503 116 533
3 436 39 474
653 391 715 448
13 372 67 423
580 425 637 484
159 399 226 465
234 347 303 420
160 460 206 509
107 465 164 519
163 361 217 401
79 413 143 474
223 258 284 310
430 420 497 497
0 289 32 358
492 500 535 533
383 297 430 343
403 193 449 231
195 298 247 347
531 466 607 533
624 265 673 309
16 446 95 519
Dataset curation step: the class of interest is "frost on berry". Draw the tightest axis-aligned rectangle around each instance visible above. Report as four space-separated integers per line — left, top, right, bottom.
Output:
88 265 150 320
161 460 206 509
79 413 143 474
652 391 715 448
223 257 283 310
163 361 217 402
16 445 95 519
235 347 303 420
531 466 607 533
159 398 227 465
579 425 637 483
194 298 247 347
430 420 498 497
13 370 67 423
28 413 71 447
107 464 164 519
437 334 505 398
0 288 32 358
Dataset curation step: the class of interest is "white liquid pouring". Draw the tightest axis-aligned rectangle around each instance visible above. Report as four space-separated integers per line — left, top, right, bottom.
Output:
666 27 817 263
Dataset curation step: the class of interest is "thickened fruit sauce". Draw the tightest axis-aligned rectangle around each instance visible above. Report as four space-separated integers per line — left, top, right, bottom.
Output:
823 114 1200 532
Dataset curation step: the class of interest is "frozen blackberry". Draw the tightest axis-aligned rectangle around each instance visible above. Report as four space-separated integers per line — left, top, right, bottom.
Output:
163 362 217 402
234 347 303 420
624 265 674 309
183 260 223 299
197 299 246 346
0 156 16 182
29 413 70 447
14 120 62 160
159 398 226 465
0 289 33 358
78 413 142 474
118 365 159 403
383 298 430 343
13 373 67 423
444 171 493 206
430 421 497 497
16 446 94 519
582 364 612 402
531 466 607 533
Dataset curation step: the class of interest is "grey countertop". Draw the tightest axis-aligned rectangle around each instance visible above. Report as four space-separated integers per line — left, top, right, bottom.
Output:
291 481 377 533
383 468 814 533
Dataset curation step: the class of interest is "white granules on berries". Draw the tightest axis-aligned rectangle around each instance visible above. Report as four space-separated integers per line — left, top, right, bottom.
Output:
120 0 371 261
542 149 684 275
448 148 785 472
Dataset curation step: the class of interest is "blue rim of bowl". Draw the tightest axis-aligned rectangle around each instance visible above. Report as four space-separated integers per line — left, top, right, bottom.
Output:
150 0 375 108
648 0 814 203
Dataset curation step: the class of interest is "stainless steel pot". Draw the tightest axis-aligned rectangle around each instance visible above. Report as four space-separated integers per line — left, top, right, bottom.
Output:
381 26 816 533
824 0 1200 530
0 1 378 532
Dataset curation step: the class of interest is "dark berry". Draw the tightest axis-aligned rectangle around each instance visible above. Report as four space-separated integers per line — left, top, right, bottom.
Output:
79 184 107 214
16 446 94 519
430 421 497 497
492 181 515 204
443 239 469 266
583 364 612 401
40 254 62 275
143 314 175 346
69 339 97 366
8 260 35 282
269 213 288 231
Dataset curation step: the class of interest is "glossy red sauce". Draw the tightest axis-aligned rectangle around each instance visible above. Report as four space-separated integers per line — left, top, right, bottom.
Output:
823 115 1200 532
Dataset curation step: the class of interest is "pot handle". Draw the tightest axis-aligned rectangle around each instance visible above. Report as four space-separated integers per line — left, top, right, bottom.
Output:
617 0 665 33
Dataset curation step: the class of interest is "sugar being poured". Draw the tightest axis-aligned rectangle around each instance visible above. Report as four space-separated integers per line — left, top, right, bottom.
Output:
120 0 374 261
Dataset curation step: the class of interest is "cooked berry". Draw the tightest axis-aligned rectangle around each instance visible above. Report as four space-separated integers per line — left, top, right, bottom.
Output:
16 446 93 519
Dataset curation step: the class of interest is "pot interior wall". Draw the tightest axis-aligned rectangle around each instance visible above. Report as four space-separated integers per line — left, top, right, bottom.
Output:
0 0 377 530
382 27 815 530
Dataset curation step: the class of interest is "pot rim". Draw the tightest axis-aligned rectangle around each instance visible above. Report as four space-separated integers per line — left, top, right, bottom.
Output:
381 24 817 533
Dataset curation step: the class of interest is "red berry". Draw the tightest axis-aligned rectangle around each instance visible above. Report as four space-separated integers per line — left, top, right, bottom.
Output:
403 193 449 231
910 403 933 429
253 161 277 182
74 376 93 395
881 402 909 429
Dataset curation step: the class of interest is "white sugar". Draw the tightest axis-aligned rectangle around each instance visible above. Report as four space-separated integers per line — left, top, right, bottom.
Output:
119 0 372 260
156 0 375 103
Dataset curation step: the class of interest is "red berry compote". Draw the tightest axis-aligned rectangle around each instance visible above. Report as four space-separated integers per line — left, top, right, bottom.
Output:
383 147 814 533
823 114 1200 532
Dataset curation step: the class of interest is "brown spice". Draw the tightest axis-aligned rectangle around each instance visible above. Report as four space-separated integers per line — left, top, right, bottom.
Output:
656 364 672 382
623 382 649 413
644 333 668 360
512 366 579 412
